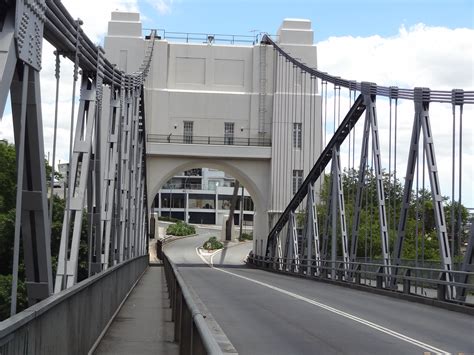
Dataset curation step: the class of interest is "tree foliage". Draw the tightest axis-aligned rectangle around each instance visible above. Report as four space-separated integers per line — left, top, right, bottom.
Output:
315 168 468 262
0 141 88 321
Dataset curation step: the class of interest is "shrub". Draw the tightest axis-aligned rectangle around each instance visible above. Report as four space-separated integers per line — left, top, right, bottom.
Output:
239 232 253 242
203 236 223 251
166 221 195 236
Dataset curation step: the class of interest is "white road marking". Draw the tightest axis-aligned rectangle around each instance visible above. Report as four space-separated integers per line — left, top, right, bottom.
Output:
195 247 449 355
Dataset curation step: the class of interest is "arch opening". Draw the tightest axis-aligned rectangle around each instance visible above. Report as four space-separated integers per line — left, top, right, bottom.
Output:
146 156 271 255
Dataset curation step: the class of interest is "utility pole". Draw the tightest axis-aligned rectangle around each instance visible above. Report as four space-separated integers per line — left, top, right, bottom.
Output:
239 185 244 239
226 180 240 241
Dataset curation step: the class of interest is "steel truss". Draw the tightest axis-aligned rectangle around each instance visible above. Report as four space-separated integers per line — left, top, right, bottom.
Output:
262 36 473 300
392 88 455 298
350 84 391 283
0 0 156 308
302 184 321 276
1 1 53 314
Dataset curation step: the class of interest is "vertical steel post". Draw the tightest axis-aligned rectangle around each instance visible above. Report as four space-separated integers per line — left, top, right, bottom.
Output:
55 76 97 291
350 107 370 263
332 147 350 277
304 184 321 275
101 84 120 269
9 0 52 310
392 88 454 298
364 85 391 281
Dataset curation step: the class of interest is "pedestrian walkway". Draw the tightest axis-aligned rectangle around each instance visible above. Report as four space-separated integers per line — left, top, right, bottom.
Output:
94 266 178 354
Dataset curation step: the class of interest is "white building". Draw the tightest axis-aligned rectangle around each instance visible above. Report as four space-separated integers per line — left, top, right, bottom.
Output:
154 168 255 228
103 13 322 256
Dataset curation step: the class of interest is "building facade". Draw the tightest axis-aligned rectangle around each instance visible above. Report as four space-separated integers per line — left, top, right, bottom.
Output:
153 168 255 229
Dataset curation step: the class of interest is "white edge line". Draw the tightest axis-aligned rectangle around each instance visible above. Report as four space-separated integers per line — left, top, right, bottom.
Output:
194 247 449 355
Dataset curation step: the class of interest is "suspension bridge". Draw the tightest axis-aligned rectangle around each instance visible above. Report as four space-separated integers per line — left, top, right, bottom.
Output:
0 0 473 354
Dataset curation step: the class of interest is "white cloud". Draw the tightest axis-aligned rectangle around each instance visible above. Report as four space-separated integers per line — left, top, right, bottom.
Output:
316 24 474 206
145 0 174 15
61 0 139 43
317 24 474 89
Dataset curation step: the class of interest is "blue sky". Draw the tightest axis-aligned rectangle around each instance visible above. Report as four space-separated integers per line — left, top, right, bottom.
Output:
138 0 473 41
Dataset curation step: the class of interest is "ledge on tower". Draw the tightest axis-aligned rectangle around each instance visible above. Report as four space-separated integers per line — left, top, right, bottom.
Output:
277 18 313 45
107 11 142 38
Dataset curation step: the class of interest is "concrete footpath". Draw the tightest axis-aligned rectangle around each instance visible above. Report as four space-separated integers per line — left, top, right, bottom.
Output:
93 266 178 354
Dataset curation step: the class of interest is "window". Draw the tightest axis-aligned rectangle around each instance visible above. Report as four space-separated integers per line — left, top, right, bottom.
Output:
292 170 303 195
293 123 302 148
183 121 193 143
224 122 234 145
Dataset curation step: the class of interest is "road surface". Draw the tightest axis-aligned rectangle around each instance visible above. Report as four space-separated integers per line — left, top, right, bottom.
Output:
164 230 474 354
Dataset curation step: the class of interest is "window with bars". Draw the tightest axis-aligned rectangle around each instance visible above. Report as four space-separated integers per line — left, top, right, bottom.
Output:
224 122 234 145
292 169 303 195
183 121 193 144
293 122 302 149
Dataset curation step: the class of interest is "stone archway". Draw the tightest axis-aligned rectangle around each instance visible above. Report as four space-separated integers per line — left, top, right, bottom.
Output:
147 156 271 255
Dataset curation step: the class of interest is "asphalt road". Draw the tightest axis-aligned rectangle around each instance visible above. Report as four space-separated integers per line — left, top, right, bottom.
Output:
164 230 474 355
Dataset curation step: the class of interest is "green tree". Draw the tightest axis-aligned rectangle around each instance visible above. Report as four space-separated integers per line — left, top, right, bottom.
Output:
0 142 16 213
315 168 469 263
0 140 89 320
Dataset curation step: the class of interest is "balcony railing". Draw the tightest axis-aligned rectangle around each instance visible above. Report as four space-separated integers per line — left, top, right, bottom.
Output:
148 134 272 147
162 183 203 190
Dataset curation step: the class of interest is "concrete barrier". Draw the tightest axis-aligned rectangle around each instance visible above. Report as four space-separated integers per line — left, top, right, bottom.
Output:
0 255 148 354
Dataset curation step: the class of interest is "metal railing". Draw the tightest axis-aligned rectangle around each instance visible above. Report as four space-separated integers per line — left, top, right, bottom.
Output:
247 254 474 308
146 29 259 45
162 252 221 355
162 183 203 190
148 134 272 147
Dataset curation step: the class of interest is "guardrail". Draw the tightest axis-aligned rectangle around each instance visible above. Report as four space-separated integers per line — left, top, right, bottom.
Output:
162 252 221 355
247 254 474 309
148 134 272 147
0 255 148 354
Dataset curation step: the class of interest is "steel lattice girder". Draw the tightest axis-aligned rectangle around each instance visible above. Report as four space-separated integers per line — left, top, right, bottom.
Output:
101 87 121 269
285 212 300 272
11 63 53 304
303 184 321 275
392 88 455 298
55 76 97 292
0 6 17 117
350 89 391 281
457 221 474 300
331 147 350 277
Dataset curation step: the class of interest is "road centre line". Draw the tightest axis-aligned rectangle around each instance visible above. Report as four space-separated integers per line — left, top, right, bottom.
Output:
195 247 448 355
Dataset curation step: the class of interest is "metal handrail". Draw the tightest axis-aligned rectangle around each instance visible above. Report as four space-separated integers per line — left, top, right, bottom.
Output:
147 133 272 147
247 254 474 305
162 252 221 355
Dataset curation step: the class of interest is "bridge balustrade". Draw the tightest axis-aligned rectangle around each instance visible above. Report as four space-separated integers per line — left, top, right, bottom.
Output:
0 256 148 354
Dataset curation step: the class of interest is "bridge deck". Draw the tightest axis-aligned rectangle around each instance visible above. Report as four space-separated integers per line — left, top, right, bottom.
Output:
93 265 178 355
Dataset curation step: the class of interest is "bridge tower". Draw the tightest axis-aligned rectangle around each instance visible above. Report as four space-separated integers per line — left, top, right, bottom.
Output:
104 14 320 256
